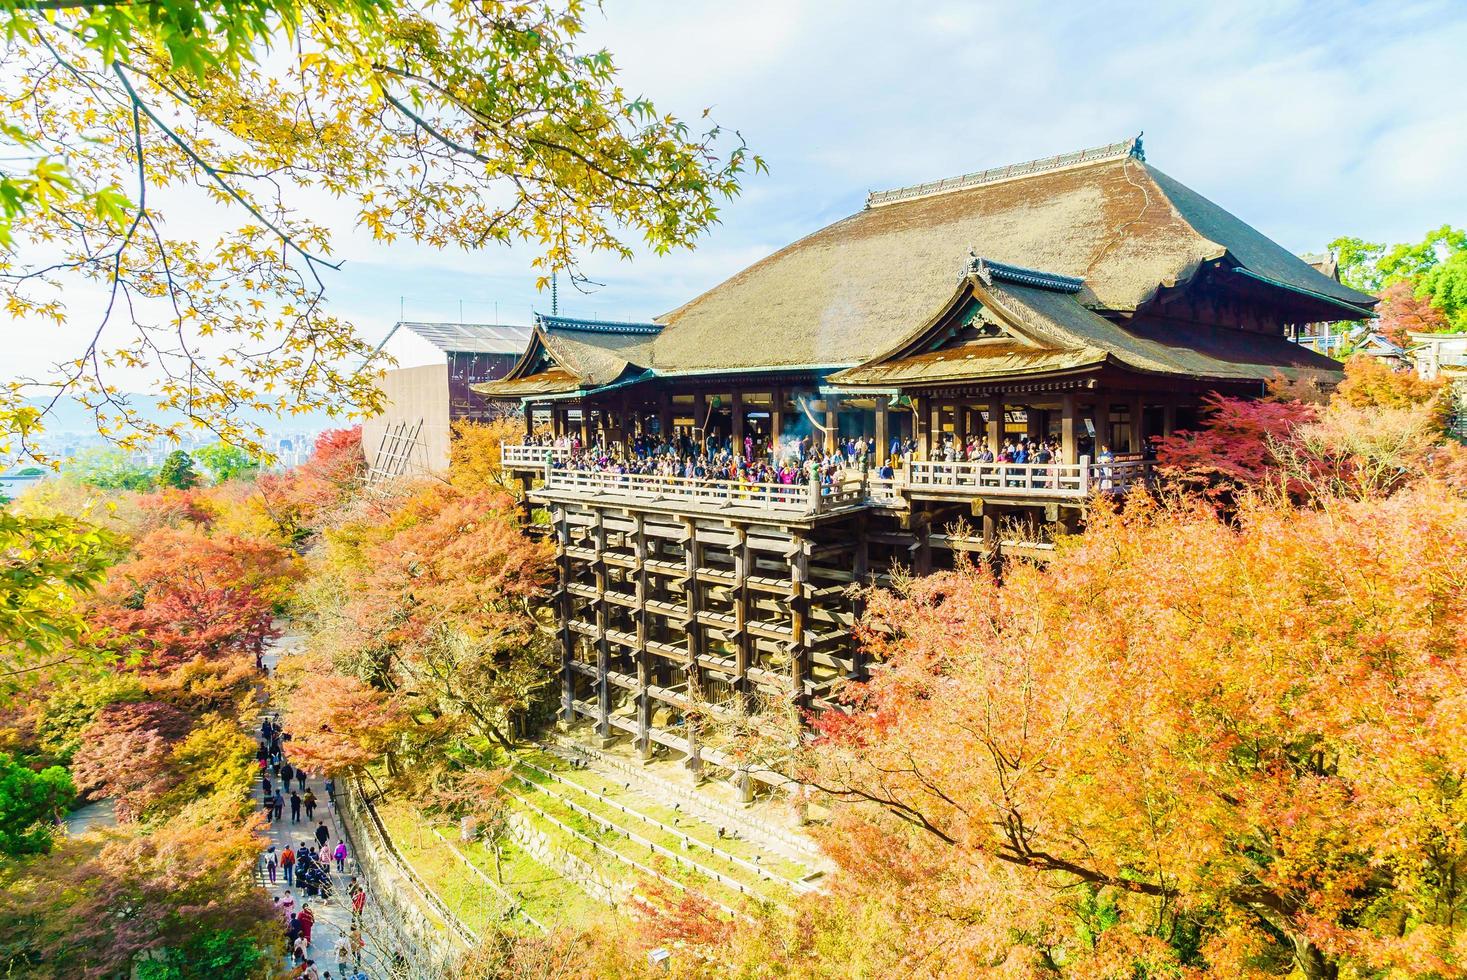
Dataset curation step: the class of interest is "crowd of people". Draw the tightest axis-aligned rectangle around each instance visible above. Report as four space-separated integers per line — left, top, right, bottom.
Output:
530 430 884 489
524 427 1119 487
258 715 370 980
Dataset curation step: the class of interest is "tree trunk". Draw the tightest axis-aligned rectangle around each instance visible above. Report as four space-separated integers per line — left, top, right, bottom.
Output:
1292 935 1339 980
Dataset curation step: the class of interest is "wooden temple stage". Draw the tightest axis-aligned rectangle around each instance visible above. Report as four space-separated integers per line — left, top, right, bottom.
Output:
478 136 1377 799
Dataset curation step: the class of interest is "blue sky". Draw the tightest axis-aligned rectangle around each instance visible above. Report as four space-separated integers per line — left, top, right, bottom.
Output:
10 0 1467 380
317 0 1467 341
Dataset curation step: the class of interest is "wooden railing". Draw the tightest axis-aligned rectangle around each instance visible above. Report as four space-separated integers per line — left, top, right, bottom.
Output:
501 443 572 468
542 466 821 513
905 456 1150 497
509 445 1153 513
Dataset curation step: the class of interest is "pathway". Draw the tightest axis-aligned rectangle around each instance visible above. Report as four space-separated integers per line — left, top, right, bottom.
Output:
257 635 405 980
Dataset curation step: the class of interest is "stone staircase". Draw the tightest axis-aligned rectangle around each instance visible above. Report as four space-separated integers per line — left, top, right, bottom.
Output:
537 735 829 876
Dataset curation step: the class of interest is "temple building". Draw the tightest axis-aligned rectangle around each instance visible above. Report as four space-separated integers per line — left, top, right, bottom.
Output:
361 319 532 479
477 137 1376 798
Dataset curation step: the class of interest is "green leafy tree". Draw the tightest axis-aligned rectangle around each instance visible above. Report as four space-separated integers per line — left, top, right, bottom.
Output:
63 448 157 491
0 753 74 857
156 451 199 490
133 929 273 980
1329 226 1467 332
0 509 116 674
1 0 760 465
1328 235 1386 292
193 443 258 484
1417 246 1467 331
1376 224 1467 287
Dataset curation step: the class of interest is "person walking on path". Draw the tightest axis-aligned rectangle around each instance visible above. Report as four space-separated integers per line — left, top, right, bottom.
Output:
273 791 285 822
314 820 331 850
333 840 347 873
282 846 296 886
265 845 279 884
290 791 302 823
298 903 315 948
348 879 365 923
297 768 307 792
280 761 294 787
303 788 317 820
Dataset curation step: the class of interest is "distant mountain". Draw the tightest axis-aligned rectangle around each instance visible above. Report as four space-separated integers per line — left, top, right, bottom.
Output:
23 395 343 434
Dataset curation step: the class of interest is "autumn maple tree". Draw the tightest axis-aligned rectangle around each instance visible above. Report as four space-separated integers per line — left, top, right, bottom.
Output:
642 479 1466 979
0 798 277 978
88 526 299 669
275 656 410 778
301 481 554 755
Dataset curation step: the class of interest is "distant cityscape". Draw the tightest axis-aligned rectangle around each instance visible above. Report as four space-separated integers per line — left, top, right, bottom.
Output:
19 426 325 471
1 395 342 498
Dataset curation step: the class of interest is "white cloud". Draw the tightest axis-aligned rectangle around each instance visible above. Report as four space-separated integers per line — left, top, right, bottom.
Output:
6 0 1465 385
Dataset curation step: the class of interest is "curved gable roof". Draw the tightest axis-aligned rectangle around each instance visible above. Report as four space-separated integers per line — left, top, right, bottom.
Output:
650 142 1374 375
471 314 660 398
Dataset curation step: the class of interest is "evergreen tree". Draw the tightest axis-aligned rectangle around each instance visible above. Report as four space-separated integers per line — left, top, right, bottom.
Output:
157 451 199 490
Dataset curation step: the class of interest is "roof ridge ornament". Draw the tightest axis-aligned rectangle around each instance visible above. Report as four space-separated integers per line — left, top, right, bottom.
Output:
536 313 662 335
867 135 1146 208
963 251 1085 293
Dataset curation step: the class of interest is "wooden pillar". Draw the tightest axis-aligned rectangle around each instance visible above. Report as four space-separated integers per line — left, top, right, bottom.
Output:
770 387 785 449
953 399 968 449
681 518 704 776
633 513 652 761
658 394 673 444
1027 406 1044 440
912 516 932 575
732 527 751 713
1129 395 1145 454
578 408 590 446
691 392 706 453
824 397 839 454
523 403 535 440
874 398 889 465
1090 389 1108 453
1061 393 1078 464
986 394 1003 450
731 391 745 456
851 514 869 680
1162 399 1177 438
914 395 930 460
789 537 809 711
555 506 574 724
592 510 612 742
